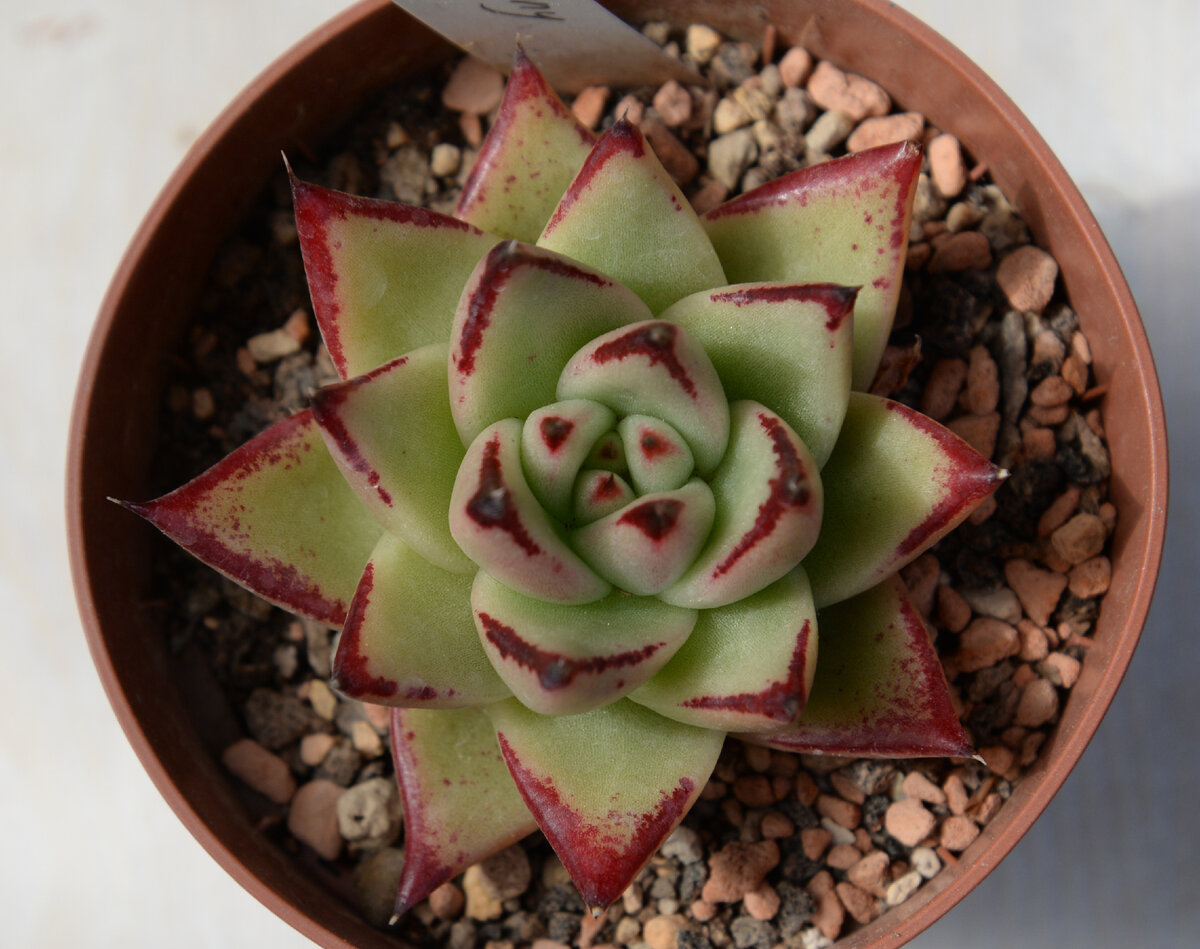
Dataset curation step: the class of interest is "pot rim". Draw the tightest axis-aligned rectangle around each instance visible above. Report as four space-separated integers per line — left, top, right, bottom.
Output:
67 1 1168 947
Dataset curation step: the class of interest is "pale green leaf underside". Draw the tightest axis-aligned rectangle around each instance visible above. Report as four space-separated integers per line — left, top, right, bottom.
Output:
703 143 921 390
472 571 697 715
632 565 818 732
130 410 381 627
455 48 595 242
659 282 855 469
313 344 472 574
803 393 1000 608
747 576 972 758
488 698 724 910
332 533 509 706
538 121 726 315
391 706 537 914
449 242 651 447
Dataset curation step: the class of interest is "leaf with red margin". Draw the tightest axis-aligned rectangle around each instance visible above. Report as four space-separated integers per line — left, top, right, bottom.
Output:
659 282 856 469
538 118 726 315
570 480 716 597
311 344 471 575
123 410 381 626
291 174 498 378
661 401 822 610
456 47 596 242
744 575 973 758
450 419 611 605
556 320 729 476
631 565 817 732
390 706 537 919
471 570 696 715
703 142 922 390
330 533 510 706
449 241 650 447
803 393 1005 609
487 698 724 913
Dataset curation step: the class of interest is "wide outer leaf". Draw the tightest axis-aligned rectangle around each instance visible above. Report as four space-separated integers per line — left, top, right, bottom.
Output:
631 565 818 732
456 46 596 242
331 533 510 706
291 175 498 378
390 707 537 917
125 410 381 626
703 142 921 390
311 344 472 574
659 282 856 469
488 698 724 913
538 118 726 314
449 241 651 446
472 570 697 715
747 576 973 758
803 393 1004 608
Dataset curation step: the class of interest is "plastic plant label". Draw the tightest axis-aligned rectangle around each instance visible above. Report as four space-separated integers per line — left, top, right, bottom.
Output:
391 0 699 92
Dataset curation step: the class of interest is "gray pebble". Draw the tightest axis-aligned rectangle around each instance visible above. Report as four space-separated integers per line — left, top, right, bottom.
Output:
337 776 402 847
804 109 853 154
708 128 758 190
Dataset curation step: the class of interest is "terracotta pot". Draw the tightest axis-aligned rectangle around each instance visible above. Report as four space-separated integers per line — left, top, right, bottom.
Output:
67 1 1167 946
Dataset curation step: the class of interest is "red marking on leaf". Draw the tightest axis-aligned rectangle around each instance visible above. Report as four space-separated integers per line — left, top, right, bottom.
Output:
479 613 662 691
618 499 683 541
704 140 921 223
127 411 347 625
592 322 697 398
639 430 672 460
310 358 408 508
713 414 812 577
708 283 858 332
886 400 1004 557
497 733 695 911
466 434 541 555
542 118 646 236
683 620 812 723
457 242 610 377
592 473 625 502
331 562 399 699
291 175 477 377
540 416 574 452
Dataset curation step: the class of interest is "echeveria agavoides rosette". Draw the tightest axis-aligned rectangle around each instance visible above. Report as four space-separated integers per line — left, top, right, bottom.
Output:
127 50 1003 918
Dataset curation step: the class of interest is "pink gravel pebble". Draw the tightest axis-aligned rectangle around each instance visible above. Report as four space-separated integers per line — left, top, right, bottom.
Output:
779 46 814 87
701 840 780 903
222 738 296 804
885 797 936 847
288 779 344 861
442 57 504 114
1005 558 1068 627
846 111 924 152
929 133 968 198
997 245 1059 313
806 60 890 121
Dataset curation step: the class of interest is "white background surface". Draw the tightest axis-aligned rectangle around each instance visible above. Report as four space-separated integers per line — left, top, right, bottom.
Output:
2 1 1195 946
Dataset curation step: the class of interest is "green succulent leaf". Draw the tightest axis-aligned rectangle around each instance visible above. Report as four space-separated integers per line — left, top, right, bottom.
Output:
520 400 617 522
747 576 973 757
456 46 596 242
311 344 472 574
662 401 822 610
631 565 818 732
703 142 922 390
472 571 697 715
124 410 381 626
538 118 727 314
557 320 730 476
584 430 627 474
330 533 510 706
450 419 611 604
572 470 636 524
618 415 696 494
291 174 498 378
803 393 1004 608
449 241 651 446
659 282 856 469
488 698 723 913
390 707 538 917
570 480 716 596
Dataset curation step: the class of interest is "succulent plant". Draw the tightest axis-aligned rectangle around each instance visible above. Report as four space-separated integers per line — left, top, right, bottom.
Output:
126 51 1004 918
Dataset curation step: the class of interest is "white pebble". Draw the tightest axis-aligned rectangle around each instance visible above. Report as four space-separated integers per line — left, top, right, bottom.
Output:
885 869 924 906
